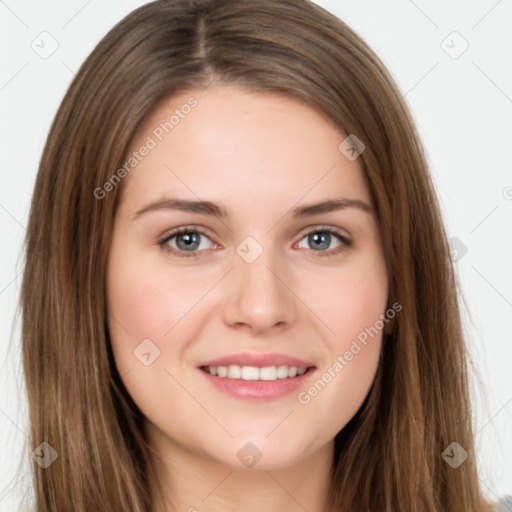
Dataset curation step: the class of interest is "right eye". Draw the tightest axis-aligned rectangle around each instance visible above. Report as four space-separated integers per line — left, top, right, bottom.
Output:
158 227 218 258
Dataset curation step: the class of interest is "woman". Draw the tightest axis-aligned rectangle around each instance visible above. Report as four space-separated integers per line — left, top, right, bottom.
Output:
20 0 508 510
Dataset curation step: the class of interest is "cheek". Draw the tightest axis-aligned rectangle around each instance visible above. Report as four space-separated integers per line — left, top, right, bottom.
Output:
303 255 388 346
105 242 171 369
294 259 388 429
107 245 210 341
105 243 214 423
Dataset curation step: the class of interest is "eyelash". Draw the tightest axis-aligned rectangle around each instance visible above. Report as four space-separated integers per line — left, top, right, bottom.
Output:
157 225 352 259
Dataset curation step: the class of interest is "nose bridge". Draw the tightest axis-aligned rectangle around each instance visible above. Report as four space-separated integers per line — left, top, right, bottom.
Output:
222 235 298 332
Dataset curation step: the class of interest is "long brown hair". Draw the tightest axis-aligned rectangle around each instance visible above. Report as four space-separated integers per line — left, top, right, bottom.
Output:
20 0 494 510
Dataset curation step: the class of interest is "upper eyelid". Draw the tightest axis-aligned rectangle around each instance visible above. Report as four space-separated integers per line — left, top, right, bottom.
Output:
297 224 351 238
160 225 210 242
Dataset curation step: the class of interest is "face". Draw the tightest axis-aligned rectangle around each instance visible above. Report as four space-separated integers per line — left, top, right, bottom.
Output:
106 84 388 471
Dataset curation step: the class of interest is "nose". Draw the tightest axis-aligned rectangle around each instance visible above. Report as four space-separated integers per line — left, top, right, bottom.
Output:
222 249 299 335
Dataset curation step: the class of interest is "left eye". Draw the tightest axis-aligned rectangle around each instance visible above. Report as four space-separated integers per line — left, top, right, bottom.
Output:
295 229 349 253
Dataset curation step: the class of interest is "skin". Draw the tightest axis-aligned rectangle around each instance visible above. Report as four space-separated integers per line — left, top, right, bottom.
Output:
106 83 389 512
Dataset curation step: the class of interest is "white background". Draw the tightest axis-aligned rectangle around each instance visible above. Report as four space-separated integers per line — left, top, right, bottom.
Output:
1 0 511 509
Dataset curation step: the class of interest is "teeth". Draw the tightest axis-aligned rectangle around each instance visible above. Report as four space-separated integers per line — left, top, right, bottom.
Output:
204 365 309 380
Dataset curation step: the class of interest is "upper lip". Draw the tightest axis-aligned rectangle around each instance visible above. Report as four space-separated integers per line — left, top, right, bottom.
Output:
199 352 316 369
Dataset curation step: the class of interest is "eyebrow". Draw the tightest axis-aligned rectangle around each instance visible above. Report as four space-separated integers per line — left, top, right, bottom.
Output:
133 197 373 220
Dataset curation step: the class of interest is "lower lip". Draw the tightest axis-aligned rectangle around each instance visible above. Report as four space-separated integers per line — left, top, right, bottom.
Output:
199 368 315 400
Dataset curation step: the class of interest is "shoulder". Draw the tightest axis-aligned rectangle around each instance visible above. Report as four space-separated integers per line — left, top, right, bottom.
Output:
493 495 512 511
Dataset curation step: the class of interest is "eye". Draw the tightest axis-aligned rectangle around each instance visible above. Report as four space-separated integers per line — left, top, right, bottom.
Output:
295 226 352 257
158 227 216 258
158 225 352 259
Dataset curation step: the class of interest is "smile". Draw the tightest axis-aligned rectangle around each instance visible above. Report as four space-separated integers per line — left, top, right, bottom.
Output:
201 364 309 380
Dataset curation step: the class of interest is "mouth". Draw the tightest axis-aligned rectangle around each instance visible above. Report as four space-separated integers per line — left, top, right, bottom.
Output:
197 353 316 400
200 364 312 380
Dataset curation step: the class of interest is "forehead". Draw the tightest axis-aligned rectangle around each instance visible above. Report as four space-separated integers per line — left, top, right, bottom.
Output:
121 84 371 211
